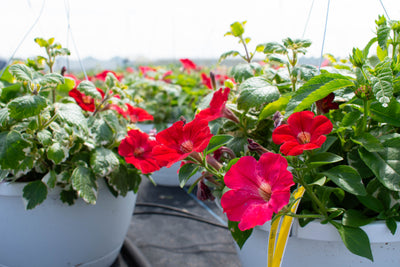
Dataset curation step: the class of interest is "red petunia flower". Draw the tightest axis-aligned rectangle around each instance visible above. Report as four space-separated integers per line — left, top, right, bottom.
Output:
69 88 105 112
272 111 333 156
95 70 123 81
152 118 213 168
118 129 160 174
139 66 157 77
162 70 173 83
179 58 197 73
111 103 153 123
315 93 339 114
221 152 294 231
201 73 213 89
195 87 239 123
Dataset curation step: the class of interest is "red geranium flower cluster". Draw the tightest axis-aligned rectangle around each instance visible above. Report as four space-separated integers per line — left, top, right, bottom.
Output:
272 111 333 156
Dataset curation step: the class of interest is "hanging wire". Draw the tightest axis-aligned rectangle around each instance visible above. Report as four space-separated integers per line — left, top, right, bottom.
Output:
378 0 391 20
0 0 46 77
302 0 315 38
64 0 71 72
63 0 88 80
318 0 331 73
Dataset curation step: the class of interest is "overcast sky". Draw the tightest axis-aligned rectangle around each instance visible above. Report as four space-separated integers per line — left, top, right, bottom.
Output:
1 0 399 63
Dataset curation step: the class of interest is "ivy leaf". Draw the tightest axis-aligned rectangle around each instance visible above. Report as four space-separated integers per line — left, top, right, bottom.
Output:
8 95 48 120
370 58 393 107
71 165 97 204
228 220 253 249
90 147 120 177
22 180 48 210
0 131 31 170
205 135 233 155
56 102 88 131
9 64 34 82
178 163 199 188
238 77 280 110
334 222 373 261
285 73 353 116
229 63 262 83
263 42 287 54
77 80 102 100
322 165 367 196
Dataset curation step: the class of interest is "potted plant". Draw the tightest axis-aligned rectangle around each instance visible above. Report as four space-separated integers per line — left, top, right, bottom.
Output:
118 16 400 266
0 38 152 267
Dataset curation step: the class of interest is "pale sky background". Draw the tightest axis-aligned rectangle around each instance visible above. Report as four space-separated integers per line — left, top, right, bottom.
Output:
1 0 399 64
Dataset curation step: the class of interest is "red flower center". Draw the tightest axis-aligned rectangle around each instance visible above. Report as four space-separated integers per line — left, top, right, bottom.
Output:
180 140 194 154
258 182 272 202
297 131 311 144
82 95 93 104
133 147 145 157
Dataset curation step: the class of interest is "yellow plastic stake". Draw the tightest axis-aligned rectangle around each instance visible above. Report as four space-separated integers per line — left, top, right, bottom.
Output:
269 185 305 267
267 217 280 266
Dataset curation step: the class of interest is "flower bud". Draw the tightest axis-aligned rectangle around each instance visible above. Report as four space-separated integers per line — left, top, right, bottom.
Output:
224 79 235 89
355 85 373 100
273 111 285 128
247 139 269 156
196 178 215 201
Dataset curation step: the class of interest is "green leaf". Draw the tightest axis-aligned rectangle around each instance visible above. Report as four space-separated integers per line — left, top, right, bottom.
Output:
56 103 88 131
228 220 253 249
370 58 393 107
370 98 400 127
71 166 97 204
218 50 240 63
108 165 141 196
322 165 367 196
47 142 68 164
8 95 47 120
263 42 287 54
334 222 373 261
307 152 343 168
229 21 245 37
0 131 31 169
291 78 353 114
90 147 120 177
57 76 76 93
77 80 102 100
38 73 64 89
351 132 384 152
60 188 78 205
341 110 362 128
376 21 390 50
359 145 400 191
9 64 34 82
238 77 280 110
386 218 397 235
34 37 48 47
342 209 375 227
88 117 114 146
22 180 48 210
285 73 353 116
259 94 291 120
178 163 199 188
206 135 233 155
42 170 57 188
357 194 384 212
0 108 9 126
37 129 52 146
229 63 262 83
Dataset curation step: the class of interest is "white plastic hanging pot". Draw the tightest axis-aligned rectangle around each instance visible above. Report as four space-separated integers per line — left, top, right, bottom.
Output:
0 178 136 267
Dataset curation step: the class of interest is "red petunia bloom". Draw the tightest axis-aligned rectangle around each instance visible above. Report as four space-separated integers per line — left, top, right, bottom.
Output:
152 118 213 168
179 58 197 73
221 152 294 231
162 70 173 83
111 103 153 123
195 87 239 123
118 129 160 174
315 93 339 114
201 73 213 89
95 70 123 81
139 66 157 77
272 111 333 156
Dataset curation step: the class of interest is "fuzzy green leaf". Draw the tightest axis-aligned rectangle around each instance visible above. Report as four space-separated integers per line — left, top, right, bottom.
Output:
322 165 367 196
218 50 241 63
38 73 64 89
47 142 68 164
229 21 245 37
57 76 76 93
8 95 47 120
22 180 48 210
263 42 287 54
71 166 97 204
77 80 102 100
0 108 9 126
238 77 280 110
90 147 120 177
376 22 390 50
9 64 34 82
0 131 31 169
229 63 262 83
56 102 88 131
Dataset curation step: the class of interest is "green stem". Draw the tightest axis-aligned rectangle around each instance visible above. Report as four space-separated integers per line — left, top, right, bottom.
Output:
298 174 329 218
361 98 371 134
285 212 324 219
39 113 58 131
239 36 251 63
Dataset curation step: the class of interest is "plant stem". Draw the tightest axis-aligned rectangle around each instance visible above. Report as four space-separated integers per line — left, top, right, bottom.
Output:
298 175 329 218
239 36 251 63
